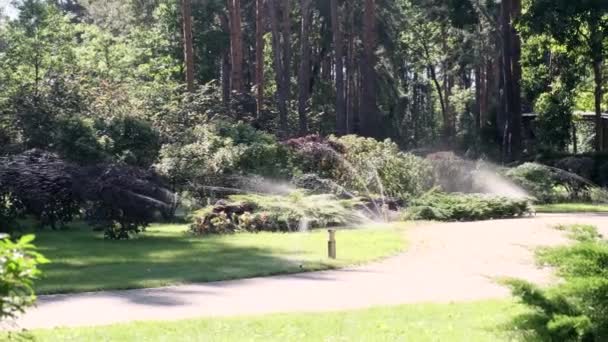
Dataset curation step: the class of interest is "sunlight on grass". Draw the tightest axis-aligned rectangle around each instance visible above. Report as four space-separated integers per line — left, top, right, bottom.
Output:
34 222 408 294
535 203 608 213
19 300 530 342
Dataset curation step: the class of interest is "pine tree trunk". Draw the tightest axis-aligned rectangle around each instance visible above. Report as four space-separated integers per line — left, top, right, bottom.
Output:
297 0 312 135
255 0 265 117
227 0 244 93
475 65 482 134
331 0 346 136
282 0 291 99
593 58 604 151
501 0 515 160
269 0 289 136
181 0 195 92
220 14 231 105
346 1 356 134
510 0 522 159
360 0 379 138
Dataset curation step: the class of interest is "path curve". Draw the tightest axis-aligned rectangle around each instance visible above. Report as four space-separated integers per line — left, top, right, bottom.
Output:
13 214 608 329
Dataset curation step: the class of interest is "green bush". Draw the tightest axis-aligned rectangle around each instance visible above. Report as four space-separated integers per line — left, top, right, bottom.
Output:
0 192 23 234
505 162 608 204
534 87 574 152
190 192 364 235
506 163 561 203
157 122 294 200
55 117 106 164
101 116 161 168
506 225 608 341
403 192 532 221
0 234 48 321
331 135 434 200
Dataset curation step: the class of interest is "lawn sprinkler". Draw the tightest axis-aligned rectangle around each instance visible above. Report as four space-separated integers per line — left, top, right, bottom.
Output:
328 229 337 259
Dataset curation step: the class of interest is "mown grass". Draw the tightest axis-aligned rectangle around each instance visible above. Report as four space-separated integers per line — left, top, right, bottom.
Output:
15 300 532 342
534 203 608 213
33 222 407 294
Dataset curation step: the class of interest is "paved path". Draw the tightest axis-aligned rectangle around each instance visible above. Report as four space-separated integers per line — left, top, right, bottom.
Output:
14 214 608 329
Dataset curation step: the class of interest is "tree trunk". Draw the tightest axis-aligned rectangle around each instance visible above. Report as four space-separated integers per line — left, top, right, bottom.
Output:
441 28 453 141
255 0 265 117
181 0 195 92
346 1 356 134
593 58 604 152
220 14 231 105
227 0 244 93
360 0 379 138
269 0 289 136
297 0 312 135
429 64 448 129
282 0 291 99
510 0 523 159
500 0 515 160
331 0 346 136
475 65 482 134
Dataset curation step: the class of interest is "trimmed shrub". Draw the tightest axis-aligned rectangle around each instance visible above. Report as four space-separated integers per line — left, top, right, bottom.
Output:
190 192 365 235
506 225 608 341
403 192 532 221
0 234 48 321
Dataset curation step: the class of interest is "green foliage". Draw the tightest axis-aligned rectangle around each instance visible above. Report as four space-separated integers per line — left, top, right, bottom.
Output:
506 162 608 204
403 192 531 221
555 224 603 243
101 116 161 167
507 225 608 341
534 85 574 152
0 234 48 321
217 121 293 179
157 121 293 202
55 117 105 164
190 193 364 235
331 135 434 199
506 163 561 203
0 193 22 234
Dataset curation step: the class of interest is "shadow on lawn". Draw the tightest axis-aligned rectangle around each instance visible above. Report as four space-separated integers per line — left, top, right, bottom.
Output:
33 225 316 297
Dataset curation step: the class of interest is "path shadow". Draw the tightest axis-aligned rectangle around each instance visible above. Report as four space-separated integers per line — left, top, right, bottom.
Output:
34 227 332 304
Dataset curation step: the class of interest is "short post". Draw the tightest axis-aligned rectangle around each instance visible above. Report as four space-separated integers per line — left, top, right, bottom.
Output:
328 229 336 259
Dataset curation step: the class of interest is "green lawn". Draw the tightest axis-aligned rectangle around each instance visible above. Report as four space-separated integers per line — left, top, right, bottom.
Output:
534 203 608 213
34 222 406 294
16 300 532 341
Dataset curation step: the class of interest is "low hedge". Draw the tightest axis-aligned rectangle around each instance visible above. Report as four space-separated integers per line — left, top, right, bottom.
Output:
403 192 532 221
